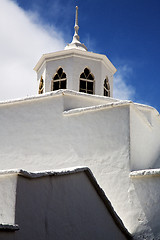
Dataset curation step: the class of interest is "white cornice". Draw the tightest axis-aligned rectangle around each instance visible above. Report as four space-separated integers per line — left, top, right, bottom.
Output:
34 49 117 75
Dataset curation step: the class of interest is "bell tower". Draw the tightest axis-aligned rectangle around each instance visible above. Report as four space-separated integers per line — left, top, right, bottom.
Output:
34 6 116 97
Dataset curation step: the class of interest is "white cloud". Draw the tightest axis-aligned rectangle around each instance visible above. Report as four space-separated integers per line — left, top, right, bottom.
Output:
113 65 135 100
0 0 65 101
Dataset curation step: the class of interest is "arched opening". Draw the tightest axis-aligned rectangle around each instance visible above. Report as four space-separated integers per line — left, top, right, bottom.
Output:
79 67 94 94
51 67 67 91
38 76 44 94
104 77 110 97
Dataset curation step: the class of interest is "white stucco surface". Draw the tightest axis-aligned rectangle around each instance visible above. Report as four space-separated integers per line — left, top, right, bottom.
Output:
0 174 17 224
130 105 160 171
129 170 160 240
0 90 160 239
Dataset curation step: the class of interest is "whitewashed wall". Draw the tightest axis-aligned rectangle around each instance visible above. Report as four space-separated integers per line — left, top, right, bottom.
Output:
0 174 17 224
129 173 160 240
0 91 160 239
130 105 160 171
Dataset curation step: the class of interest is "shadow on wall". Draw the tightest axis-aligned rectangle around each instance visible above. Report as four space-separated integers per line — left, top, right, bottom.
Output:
12 172 129 240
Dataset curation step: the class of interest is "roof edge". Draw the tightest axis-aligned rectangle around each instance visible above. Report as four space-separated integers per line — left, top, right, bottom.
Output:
130 168 160 178
0 89 118 106
63 100 132 116
34 49 117 74
0 166 88 178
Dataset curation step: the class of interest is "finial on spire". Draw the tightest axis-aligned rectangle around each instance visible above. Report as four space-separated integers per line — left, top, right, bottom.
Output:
64 6 87 51
75 6 78 26
74 6 79 41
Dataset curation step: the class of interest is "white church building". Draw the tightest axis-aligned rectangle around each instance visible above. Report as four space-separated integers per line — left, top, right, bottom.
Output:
0 6 160 240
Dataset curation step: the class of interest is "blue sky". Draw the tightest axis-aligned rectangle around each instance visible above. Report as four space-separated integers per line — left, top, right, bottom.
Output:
1 0 160 112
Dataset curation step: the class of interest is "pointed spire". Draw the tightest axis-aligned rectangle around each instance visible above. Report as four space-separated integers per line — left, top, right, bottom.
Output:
75 6 78 26
64 6 87 51
74 6 79 41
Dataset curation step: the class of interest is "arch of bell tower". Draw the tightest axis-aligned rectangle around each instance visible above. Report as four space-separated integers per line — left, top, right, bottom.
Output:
34 6 116 97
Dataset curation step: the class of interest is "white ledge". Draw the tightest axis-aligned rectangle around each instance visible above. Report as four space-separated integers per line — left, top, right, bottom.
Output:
0 90 64 105
0 166 89 178
130 168 160 178
63 101 132 116
0 89 119 105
